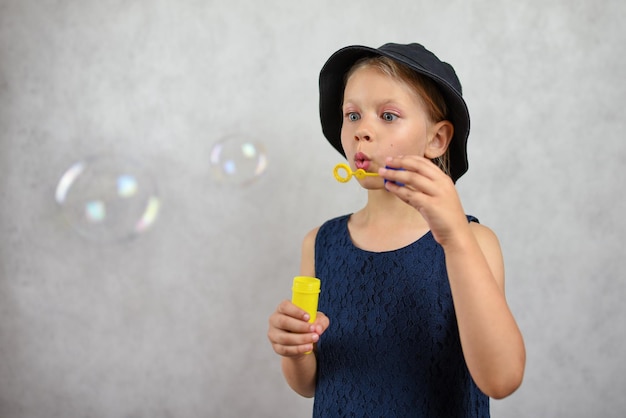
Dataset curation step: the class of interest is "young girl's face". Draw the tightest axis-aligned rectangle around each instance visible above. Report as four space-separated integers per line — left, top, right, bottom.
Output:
340 65 437 181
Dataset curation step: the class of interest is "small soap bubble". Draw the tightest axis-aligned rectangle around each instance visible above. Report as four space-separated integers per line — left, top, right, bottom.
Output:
55 155 160 243
209 136 267 186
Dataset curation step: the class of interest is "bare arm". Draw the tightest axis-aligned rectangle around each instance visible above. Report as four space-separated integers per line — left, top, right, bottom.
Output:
443 221 526 399
380 156 526 399
268 227 329 398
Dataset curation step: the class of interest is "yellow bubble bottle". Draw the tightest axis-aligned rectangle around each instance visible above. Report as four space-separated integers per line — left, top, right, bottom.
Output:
291 276 321 323
292 276 321 354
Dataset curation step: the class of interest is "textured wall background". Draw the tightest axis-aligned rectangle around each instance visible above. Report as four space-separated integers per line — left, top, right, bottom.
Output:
1 0 625 417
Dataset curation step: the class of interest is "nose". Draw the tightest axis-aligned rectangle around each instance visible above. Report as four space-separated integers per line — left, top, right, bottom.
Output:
354 120 373 142
355 132 371 142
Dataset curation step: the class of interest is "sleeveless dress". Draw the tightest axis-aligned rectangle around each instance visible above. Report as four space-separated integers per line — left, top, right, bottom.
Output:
312 214 489 417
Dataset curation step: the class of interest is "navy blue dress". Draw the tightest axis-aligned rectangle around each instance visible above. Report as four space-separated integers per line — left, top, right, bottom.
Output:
312 214 489 417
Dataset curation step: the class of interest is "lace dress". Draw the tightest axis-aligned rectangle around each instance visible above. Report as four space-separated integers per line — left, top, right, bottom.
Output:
312 214 489 417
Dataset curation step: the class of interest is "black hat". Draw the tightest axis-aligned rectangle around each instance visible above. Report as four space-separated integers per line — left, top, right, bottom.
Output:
319 43 470 183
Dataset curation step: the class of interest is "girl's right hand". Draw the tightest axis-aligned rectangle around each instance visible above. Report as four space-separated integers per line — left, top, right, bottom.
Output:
268 300 329 357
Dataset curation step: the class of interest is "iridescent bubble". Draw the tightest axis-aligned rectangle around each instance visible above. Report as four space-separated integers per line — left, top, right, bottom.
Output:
209 136 267 186
55 155 160 243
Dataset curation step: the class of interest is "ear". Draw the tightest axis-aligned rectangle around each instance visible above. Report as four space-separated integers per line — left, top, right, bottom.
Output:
424 120 453 159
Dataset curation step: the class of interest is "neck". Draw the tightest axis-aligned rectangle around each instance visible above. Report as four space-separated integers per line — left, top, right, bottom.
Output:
354 189 427 227
347 189 431 252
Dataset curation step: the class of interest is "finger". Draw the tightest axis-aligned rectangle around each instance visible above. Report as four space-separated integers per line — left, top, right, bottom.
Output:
380 167 436 197
379 167 411 187
277 300 311 322
311 312 330 334
269 326 319 347
269 330 319 356
270 312 317 335
384 180 431 212
384 156 440 180
272 342 316 357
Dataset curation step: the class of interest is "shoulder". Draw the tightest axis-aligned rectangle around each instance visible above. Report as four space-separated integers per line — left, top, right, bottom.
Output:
301 214 350 256
469 221 506 289
302 226 320 251
300 226 321 277
469 221 501 247
469 221 503 257
304 214 350 246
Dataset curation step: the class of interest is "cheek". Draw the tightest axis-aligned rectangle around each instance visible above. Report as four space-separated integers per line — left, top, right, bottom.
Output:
340 136 349 152
340 128 352 150
386 141 421 156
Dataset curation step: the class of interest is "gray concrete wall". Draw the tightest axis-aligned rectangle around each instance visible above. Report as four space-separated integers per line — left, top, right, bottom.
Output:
1 0 624 416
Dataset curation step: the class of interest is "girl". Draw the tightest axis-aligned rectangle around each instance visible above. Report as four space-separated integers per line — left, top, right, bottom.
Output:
268 43 525 417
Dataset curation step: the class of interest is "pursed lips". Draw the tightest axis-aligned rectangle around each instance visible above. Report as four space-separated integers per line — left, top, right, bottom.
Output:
354 151 371 171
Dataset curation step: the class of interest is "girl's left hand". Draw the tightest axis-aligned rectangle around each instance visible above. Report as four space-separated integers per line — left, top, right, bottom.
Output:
378 155 469 247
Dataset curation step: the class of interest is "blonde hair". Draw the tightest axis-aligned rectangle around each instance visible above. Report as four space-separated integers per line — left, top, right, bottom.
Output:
345 56 451 176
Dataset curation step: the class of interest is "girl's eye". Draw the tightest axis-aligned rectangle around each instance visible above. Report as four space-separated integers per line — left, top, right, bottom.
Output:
347 112 360 121
382 112 397 122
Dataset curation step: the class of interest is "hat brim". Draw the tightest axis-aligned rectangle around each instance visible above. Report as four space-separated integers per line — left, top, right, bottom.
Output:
319 44 470 183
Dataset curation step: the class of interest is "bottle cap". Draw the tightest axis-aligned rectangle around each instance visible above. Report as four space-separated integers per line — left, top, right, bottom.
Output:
292 276 320 294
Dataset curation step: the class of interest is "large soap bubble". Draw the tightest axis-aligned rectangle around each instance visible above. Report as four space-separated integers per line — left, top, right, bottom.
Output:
209 136 267 186
55 155 160 243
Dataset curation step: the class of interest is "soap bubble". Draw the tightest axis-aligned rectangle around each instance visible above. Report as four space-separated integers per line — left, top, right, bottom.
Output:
55 155 160 243
209 136 267 186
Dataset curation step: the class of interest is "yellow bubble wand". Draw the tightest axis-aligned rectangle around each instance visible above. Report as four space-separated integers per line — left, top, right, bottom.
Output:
333 163 380 183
